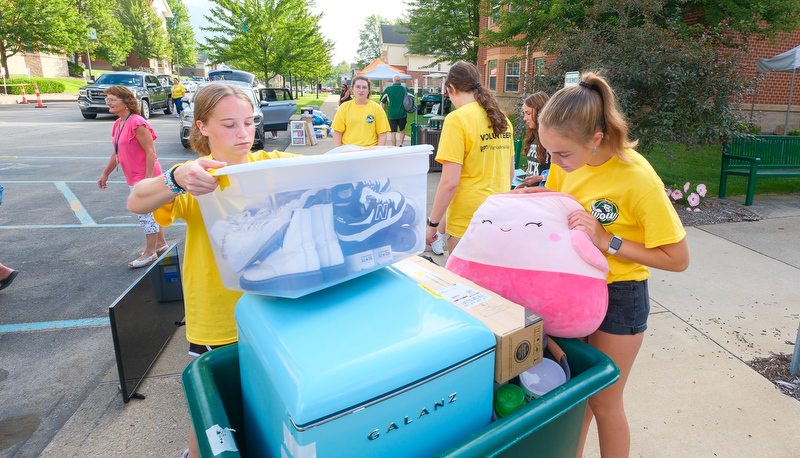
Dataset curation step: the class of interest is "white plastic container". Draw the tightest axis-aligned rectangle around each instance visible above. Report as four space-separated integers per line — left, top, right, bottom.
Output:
519 358 567 401
196 145 432 298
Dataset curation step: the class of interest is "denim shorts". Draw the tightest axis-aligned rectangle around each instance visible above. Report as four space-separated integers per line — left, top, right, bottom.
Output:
597 280 650 335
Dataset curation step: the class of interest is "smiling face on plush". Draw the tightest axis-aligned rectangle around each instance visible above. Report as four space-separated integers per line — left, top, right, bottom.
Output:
445 192 609 338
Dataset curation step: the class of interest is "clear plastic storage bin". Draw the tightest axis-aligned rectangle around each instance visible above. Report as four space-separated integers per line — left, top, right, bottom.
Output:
196 145 432 298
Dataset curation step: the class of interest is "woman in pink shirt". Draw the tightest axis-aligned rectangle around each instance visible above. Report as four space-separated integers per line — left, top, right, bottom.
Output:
97 85 168 268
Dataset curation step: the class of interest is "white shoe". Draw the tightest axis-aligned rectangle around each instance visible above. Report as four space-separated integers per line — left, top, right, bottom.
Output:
271 135 279 140
209 204 294 273
431 232 445 255
240 209 323 292
310 204 344 267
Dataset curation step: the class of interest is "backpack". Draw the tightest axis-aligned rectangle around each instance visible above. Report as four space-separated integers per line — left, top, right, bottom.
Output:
402 90 416 113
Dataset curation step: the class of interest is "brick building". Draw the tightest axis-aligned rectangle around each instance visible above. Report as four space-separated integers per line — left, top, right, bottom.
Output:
477 10 800 134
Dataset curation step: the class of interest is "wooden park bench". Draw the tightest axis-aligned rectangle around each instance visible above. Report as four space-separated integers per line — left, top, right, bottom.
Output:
719 135 800 206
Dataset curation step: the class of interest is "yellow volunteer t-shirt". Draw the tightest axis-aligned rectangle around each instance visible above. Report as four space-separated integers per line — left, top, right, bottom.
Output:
546 149 686 283
331 100 390 146
435 102 514 238
171 82 186 99
154 150 299 346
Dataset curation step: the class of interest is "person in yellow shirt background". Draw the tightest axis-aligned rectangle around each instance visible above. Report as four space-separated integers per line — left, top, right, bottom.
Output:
171 77 186 118
331 75 389 147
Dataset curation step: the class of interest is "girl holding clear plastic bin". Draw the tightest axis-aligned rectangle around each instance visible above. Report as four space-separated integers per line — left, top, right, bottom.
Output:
127 83 300 458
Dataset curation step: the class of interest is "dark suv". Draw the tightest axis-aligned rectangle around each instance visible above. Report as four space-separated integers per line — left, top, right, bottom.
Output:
77 71 172 120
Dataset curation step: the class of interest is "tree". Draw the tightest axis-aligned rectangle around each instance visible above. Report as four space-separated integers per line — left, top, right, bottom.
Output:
485 0 800 146
356 14 389 69
400 0 481 65
202 0 324 83
74 0 132 66
165 0 197 69
0 0 86 78
117 0 171 63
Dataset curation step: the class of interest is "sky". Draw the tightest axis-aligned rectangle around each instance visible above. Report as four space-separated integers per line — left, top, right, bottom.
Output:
183 0 410 65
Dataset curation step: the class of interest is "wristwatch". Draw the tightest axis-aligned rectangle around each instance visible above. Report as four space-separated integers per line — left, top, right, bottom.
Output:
607 235 622 255
427 218 439 228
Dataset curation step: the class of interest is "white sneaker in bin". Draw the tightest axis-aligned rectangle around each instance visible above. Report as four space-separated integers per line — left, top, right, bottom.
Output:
209 205 293 273
240 208 324 293
431 232 445 255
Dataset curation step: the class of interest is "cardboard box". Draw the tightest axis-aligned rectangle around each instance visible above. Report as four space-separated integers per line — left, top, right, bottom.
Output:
303 120 317 146
393 256 543 383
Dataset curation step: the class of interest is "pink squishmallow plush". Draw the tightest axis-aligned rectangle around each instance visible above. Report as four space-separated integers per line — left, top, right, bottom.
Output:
445 192 609 338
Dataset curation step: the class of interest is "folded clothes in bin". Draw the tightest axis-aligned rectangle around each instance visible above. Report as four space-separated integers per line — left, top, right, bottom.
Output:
196 146 433 298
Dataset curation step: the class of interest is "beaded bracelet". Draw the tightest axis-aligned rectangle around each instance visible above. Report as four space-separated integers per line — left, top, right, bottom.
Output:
163 165 187 195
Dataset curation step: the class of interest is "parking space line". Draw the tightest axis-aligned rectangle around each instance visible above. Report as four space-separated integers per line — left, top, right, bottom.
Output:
55 181 96 225
0 222 186 229
0 317 110 334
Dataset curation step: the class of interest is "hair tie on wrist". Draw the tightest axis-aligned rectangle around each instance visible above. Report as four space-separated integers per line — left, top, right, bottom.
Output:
164 165 187 195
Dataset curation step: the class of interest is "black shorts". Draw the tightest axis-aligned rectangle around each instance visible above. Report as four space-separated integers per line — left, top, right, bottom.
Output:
597 280 650 335
188 342 233 357
388 118 407 132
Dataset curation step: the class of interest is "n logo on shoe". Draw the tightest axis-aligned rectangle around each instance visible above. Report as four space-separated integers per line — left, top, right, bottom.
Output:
375 203 390 221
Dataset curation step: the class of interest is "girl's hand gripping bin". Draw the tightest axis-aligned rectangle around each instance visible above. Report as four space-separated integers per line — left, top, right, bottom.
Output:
234 267 498 458
196 145 432 298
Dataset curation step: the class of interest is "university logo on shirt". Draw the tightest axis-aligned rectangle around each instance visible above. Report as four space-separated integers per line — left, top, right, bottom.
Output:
366 115 375 123
590 198 619 225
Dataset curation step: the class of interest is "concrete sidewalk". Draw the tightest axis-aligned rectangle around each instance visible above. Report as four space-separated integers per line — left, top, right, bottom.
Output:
36 95 800 456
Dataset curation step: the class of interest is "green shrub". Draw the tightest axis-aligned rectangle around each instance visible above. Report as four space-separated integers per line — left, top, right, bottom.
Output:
788 130 800 136
2 78 65 94
747 124 762 135
67 61 84 78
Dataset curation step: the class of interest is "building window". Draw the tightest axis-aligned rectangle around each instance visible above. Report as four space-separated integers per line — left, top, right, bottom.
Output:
489 1 501 25
534 58 545 76
505 61 520 92
488 61 497 90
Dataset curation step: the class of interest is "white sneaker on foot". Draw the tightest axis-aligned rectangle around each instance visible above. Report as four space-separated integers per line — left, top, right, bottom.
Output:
431 232 445 255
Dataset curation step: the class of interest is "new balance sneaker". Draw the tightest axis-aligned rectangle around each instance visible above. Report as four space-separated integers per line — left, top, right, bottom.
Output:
331 179 391 209
334 187 418 271
239 208 323 294
209 205 293 273
430 231 445 255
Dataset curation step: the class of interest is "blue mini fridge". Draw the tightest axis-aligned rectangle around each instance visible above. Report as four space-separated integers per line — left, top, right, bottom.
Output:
235 266 497 458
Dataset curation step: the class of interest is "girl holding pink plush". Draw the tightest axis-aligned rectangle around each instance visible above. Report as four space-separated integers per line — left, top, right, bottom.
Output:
528 72 689 457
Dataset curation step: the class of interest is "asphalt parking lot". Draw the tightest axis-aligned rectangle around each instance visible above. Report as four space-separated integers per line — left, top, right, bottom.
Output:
0 101 289 457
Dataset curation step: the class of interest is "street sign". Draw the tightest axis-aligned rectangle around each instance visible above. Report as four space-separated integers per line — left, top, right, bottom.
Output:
88 29 97 41
564 71 580 87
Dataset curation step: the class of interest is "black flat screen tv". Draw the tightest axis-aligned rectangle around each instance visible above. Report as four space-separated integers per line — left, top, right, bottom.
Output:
108 244 185 402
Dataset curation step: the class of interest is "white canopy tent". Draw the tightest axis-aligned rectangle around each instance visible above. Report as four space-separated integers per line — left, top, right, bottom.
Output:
358 64 412 81
422 73 447 96
754 45 800 133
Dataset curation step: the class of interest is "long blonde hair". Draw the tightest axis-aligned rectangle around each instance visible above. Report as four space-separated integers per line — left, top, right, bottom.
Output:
538 71 637 158
189 83 254 156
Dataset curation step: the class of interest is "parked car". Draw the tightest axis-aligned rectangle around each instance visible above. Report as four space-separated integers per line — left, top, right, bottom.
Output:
258 87 297 132
208 69 257 86
180 81 265 150
184 77 204 92
78 71 171 120
157 74 174 87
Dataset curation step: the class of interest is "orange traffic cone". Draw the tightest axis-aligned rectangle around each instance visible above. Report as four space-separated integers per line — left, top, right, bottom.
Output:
20 84 27 103
33 83 47 108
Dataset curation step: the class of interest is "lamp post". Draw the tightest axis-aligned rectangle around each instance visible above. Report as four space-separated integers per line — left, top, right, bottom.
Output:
86 29 97 80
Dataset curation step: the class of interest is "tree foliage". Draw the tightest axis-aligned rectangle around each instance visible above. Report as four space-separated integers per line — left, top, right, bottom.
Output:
487 0 800 147
117 0 171 63
74 0 132 66
165 0 197 68
201 0 326 83
400 0 481 65
0 0 86 78
356 14 389 69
